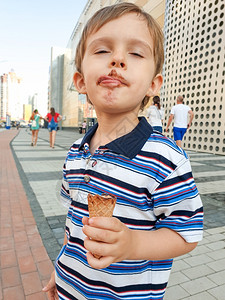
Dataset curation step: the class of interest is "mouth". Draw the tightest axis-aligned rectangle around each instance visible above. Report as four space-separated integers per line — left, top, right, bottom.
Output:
97 72 128 88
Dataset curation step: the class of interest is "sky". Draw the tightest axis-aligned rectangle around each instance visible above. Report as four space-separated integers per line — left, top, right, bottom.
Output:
0 0 87 114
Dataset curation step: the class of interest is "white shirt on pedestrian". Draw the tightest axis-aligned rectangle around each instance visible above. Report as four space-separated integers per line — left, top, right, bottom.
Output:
171 104 191 128
146 105 164 127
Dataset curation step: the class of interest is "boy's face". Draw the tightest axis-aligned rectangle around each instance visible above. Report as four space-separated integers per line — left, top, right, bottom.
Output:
74 13 162 116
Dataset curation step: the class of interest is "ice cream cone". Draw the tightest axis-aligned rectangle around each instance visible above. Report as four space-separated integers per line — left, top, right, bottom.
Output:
87 193 117 259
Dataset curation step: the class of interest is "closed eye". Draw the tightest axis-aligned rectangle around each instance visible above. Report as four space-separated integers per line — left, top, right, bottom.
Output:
95 50 109 54
130 52 144 58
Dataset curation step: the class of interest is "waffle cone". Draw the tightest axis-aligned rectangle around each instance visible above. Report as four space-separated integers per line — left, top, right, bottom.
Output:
88 193 116 218
87 193 116 259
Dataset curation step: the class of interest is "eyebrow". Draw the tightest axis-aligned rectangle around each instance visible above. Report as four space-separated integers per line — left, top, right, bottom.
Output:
87 37 153 56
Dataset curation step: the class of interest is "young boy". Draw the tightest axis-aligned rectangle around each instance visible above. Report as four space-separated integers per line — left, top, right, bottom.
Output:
43 3 203 299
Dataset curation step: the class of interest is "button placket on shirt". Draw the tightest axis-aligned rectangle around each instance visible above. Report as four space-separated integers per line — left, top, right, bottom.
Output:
83 144 100 184
83 145 106 183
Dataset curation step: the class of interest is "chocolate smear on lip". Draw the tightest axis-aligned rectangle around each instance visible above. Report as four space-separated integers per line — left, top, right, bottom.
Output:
97 69 128 86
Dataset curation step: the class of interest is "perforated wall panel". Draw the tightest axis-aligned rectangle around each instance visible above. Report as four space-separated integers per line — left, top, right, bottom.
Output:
161 0 225 154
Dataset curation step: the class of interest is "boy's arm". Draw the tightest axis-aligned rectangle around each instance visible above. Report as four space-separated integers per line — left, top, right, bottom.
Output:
82 217 197 269
129 227 197 260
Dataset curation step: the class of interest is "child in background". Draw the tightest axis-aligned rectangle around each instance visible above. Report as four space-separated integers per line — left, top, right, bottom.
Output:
44 107 62 148
43 3 203 299
29 109 42 146
146 95 164 133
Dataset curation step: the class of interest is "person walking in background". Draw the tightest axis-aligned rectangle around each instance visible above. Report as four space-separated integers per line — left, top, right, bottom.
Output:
44 107 62 148
166 95 194 147
146 95 164 133
43 3 203 300
82 120 87 134
29 109 42 146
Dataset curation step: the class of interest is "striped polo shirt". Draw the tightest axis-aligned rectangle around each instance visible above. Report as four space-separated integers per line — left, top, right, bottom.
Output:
55 117 203 300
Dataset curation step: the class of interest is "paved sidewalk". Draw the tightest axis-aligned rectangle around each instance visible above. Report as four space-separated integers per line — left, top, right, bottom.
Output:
1 127 225 299
0 129 53 300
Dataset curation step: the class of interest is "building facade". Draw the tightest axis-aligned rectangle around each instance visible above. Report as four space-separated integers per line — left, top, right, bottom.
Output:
48 47 65 127
49 0 224 154
162 0 225 155
0 70 24 121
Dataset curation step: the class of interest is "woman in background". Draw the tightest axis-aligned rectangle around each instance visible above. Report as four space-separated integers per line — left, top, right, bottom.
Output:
44 107 62 148
29 109 42 146
146 96 164 133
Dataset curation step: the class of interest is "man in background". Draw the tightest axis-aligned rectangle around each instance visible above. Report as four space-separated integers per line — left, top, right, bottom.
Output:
166 95 194 147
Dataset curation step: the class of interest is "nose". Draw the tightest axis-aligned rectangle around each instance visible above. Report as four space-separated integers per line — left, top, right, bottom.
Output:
110 51 127 69
111 61 125 68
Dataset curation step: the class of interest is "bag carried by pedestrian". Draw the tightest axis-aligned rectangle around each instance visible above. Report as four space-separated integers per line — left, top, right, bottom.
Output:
32 120 37 127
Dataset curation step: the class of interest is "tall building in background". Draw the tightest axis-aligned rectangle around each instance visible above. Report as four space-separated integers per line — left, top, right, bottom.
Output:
0 69 24 121
48 47 65 128
0 74 8 120
23 104 32 122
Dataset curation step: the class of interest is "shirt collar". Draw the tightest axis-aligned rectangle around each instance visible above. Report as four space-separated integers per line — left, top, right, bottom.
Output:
79 117 153 159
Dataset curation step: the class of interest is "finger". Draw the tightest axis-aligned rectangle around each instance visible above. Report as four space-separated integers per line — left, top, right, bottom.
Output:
83 225 117 243
82 216 89 226
47 290 55 300
86 251 114 269
55 289 59 300
88 216 121 231
84 236 117 258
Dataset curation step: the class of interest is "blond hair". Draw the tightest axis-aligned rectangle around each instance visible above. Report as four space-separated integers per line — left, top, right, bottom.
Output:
75 2 164 110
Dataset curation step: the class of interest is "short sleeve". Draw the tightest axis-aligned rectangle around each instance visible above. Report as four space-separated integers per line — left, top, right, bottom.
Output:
152 158 203 243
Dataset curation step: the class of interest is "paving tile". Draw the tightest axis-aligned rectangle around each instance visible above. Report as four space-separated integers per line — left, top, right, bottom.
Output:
26 291 48 300
207 249 225 260
22 272 43 295
36 260 54 280
183 291 217 300
31 246 50 263
0 250 17 268
207 258 225 272
14 230 28 243
167 271 189 286
207 270 225 285
182 264 215 279
183 253 213 267
18 255 37 274
1 267 22 288
0 237 14 251
206 233 225 242
164 284 189 300
3 286 25 300
208 284 225 300
206 240 225 251
189 244 211 256
171 259 191 272
181 277 216 295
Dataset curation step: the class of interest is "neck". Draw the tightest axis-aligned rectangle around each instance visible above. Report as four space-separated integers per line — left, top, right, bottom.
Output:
89 112 139 154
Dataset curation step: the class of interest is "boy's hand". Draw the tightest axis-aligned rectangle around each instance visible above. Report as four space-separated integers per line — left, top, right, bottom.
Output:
42 271 59 300
82 216 133 269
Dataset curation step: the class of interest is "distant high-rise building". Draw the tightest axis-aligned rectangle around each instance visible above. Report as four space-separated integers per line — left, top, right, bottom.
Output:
0 70 23 120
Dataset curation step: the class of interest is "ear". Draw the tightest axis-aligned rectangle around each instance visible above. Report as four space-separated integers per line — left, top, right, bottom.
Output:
73 72 87 94
146 74 163 97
